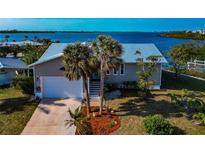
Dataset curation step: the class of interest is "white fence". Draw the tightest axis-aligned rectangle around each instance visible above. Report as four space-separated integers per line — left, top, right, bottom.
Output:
187 60 205 72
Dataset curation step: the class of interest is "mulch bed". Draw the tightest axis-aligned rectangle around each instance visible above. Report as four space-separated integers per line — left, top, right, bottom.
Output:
82 106 120 135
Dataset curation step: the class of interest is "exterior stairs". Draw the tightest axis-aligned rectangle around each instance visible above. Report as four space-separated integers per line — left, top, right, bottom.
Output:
89 80 100 98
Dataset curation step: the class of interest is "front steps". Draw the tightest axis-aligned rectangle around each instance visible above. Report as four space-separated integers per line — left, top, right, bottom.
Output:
89 80 100 98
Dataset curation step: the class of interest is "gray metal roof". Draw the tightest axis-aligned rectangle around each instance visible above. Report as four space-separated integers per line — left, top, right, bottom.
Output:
122 43 167 63
30 43 167 66
0 58 28 69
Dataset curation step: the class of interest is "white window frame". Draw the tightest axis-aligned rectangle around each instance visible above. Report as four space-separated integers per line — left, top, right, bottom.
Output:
113 68 118 75
120 63 125 75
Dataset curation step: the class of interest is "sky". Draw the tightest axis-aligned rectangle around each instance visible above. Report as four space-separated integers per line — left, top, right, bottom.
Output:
0 18 205 32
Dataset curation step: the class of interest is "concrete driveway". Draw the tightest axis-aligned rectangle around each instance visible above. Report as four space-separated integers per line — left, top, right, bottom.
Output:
21 98 81 135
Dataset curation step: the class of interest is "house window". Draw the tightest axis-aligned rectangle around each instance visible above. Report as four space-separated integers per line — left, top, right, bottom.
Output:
120 64 125 75
113 68 118 75
106 70 110 75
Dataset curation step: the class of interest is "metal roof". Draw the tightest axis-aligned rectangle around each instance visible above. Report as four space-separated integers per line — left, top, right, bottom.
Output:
30 43 167 66
0 58 28 69
122 43 167 63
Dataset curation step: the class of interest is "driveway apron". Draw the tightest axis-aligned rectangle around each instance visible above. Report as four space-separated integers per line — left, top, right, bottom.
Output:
21 98 81 135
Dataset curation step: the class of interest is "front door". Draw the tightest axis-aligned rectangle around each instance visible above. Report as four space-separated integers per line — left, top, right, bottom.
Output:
92 71 100 81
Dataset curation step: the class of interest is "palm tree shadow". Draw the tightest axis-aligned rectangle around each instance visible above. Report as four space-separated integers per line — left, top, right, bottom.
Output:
40 100 66 106
37 106 50 114
36 99 67 114
172 126 186 135
0 97 35 114
114 97 186 134
116 97 184 118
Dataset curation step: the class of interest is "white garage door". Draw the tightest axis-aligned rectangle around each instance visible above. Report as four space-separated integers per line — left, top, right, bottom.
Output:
41 76 83 98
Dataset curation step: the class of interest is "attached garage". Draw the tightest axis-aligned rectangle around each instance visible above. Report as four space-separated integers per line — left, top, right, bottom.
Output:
41 76 83 99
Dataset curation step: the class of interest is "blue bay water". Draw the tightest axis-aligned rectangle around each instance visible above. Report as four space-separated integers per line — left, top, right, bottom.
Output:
0 32 204 58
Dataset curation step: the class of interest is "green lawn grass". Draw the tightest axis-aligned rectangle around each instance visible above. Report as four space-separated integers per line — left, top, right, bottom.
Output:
0 86 27 100
108 71 205 135
0 87 38 135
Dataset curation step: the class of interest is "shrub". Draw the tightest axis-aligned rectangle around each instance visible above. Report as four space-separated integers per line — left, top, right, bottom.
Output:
168 93 179 104
188 98 204 111
13 75 34 95
192 112 205 125
122 81 138 89
104 83 118 92
108 121 115 128
192 112 205 120
201 118 205 125
181 89 189 100
143 115 174 135
168 90 205 111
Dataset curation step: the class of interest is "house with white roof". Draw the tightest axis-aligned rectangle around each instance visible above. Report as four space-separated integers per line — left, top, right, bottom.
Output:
0 58 28 85
29 43 167 99
0 41 42 47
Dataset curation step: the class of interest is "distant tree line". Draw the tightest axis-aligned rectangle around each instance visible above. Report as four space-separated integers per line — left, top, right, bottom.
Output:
0 38 55 64
0 29 114 33
161 31 205 40
1 34 61 44
0 29 55 33
2 35 38 42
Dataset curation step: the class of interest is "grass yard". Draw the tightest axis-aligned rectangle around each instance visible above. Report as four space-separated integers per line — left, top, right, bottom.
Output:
108 71 205 135
0 86 38 135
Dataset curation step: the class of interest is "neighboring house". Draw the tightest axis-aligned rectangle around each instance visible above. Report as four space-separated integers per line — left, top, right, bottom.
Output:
0 41 43 47
0 58 28 85
0 41 43 58
29 43 167 99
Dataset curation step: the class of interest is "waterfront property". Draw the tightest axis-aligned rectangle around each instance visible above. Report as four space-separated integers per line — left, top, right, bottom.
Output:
29 43 167 99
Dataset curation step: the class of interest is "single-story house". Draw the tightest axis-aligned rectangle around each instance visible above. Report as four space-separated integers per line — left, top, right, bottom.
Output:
0 41 43 47
0 58 28 85
29 43 167 99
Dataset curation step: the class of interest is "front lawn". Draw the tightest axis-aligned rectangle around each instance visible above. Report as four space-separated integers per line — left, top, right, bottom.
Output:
0 86 38 135
108 71 205 135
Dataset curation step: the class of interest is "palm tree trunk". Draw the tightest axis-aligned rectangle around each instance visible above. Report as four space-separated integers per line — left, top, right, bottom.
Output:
99 62 105 115
83 77 91 114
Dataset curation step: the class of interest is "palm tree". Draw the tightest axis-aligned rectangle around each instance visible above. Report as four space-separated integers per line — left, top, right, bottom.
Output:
63 43 97 114
11 45 20 57
0 46 10 57
91 35 123 115
4 35 10 42
65 106 91 135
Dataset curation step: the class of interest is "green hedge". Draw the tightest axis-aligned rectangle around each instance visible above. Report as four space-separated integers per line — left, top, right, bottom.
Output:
13 75 34 95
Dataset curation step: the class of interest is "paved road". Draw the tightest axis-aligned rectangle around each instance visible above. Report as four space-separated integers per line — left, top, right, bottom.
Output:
21 98 81 135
